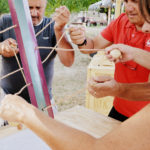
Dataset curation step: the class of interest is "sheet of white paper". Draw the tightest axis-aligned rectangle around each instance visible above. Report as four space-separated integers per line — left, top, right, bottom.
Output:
0 129 51 150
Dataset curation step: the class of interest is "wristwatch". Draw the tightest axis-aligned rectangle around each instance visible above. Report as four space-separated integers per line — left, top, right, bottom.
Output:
77 39 87 47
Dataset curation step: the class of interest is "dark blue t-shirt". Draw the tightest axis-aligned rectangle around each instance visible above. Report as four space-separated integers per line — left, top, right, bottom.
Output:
0 14 57 103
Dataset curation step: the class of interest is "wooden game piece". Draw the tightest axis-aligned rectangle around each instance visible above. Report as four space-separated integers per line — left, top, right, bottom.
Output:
110 49 122 59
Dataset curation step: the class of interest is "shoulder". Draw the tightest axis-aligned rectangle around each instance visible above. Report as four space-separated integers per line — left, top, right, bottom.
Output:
0 14 13 27
43 17 54 26
114 13 129 26
0 14 12 23
43 17 51 22
43 17 55 34
101 13 129 42
39 17 56 40
42 17 54 30
116 13 128 20
106 13 129 31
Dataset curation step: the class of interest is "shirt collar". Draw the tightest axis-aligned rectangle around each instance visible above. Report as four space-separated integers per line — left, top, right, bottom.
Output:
125 17 144 33
34 18 44 27
125 18 135 28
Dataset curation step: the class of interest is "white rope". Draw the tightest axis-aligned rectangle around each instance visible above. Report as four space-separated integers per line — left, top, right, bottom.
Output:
0 25 17 34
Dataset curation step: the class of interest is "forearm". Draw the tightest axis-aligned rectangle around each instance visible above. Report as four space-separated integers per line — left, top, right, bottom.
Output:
79 34 112 54
23 106 95 150
23 102 150 150
100 104 150 150
55 28 74 67
3 94 150 150
117 82 150 101
78 38 95 54
0 42 3 55
133 48 150 69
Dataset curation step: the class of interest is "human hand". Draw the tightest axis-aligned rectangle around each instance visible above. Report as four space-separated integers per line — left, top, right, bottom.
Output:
69 25 86 46
105 44 134 63
0 38 19 57
88 75 120 98
0 94 32 123
53 6 70 31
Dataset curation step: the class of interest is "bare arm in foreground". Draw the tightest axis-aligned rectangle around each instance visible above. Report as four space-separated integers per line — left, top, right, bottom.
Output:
0 38 18 57
0 95 150 150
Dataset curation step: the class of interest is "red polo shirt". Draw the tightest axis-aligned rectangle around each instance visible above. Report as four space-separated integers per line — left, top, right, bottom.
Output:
101 13 150 117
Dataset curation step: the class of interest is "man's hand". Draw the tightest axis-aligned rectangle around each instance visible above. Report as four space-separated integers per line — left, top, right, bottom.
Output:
0 38 19 57
53 6 70 31
88 75 120 98
69 26 86 46
0 94 32 123
105 44 134 63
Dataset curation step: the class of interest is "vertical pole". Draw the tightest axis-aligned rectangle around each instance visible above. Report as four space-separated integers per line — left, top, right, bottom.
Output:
115 0 122 19
8 0 54 118
108 7 111 25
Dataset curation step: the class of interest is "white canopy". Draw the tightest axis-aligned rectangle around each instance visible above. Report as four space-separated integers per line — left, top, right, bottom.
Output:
89 0 113 10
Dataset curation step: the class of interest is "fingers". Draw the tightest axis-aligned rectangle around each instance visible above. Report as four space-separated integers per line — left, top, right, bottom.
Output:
0 95 13 118
88 79 107 98
55 6 70 18
8 38 18 46
87 79 99 98
1 48 19 57
88 78 97 87
93 75 113 83
54 6 86 45
0 94 14 106
87 85 99 98
105 44 134 63
0 39 18 57
0 95 26 123
54 6 70 30
105 44 120 54
69 26 86 45
88 75 111 91
88 77 101 94
110 49 122 59
87 75 115 98
105 45 123 63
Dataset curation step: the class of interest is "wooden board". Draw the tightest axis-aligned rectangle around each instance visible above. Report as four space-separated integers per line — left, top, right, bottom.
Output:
86 52 115 115
55 105 120 138
0 106 120 144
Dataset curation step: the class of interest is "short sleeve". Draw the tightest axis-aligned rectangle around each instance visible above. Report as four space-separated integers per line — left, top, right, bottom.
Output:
101 13 127 43
101 19 116 42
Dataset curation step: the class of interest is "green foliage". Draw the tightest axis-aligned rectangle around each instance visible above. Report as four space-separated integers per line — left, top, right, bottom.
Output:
0 0 101 16
0 0 9 15
45 0 101 16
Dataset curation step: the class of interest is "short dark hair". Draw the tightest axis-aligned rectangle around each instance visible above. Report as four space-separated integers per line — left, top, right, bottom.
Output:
139 0 150 22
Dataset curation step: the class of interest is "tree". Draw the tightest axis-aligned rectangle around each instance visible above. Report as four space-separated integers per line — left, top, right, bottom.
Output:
0 0 101 17
0 0 9 15
45 0 101 16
